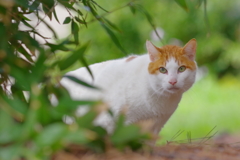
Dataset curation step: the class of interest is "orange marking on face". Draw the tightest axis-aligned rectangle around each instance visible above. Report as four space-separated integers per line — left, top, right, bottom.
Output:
126 56 137 62
148 45 197 74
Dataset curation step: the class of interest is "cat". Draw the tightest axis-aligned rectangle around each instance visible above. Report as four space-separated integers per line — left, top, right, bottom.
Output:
61 38 197 135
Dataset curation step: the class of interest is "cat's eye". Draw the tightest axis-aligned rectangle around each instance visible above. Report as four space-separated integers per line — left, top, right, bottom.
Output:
159 67 167 74
178 66 186 72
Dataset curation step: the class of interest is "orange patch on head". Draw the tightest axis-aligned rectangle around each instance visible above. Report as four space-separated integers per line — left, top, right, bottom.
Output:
147 39 197 74
126 56 137 62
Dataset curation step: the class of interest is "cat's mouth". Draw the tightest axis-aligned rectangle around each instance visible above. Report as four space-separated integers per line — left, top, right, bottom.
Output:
167 87 180 91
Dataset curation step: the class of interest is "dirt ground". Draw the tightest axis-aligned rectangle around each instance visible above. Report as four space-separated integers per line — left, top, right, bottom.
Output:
53 133 240 160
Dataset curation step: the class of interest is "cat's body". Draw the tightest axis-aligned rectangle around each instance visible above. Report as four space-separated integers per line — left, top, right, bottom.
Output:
61 39 197 134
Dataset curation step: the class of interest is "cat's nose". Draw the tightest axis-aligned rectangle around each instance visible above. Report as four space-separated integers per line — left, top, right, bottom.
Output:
169 80 177 85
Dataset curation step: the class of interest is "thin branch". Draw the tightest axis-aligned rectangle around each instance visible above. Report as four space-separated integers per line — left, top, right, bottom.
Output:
65 7 74 18
90 0 109 13
35 2 58 28
86 0 136 24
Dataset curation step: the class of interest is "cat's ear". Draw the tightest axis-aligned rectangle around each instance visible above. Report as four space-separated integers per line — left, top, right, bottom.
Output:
183 38 197 61
146 40 161 62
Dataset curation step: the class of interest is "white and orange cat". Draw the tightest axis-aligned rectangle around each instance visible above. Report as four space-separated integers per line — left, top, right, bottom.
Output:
61 39 197 135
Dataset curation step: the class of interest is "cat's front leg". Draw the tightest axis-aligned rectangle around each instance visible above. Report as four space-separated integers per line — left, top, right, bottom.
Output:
151 118 165 135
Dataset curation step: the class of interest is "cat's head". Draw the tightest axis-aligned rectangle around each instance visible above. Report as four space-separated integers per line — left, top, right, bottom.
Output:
146 39 197 94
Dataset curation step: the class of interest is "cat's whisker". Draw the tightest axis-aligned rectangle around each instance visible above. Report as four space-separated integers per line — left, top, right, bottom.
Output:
149 86 164 98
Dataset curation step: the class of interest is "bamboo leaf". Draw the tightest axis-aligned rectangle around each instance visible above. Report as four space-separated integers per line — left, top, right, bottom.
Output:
196 0 204 8
129 5 136 15
71 20 80 44
100 23 127 54
58 42 90 71
29 0 40 11
35 123 67 147
46 43 70 52
134 5 163 43
78 55 94 81
75 16 87 28
14 42 34 63
63 75 99 90
63 17 71 24
42 0 55 20
21 19 33 29
91 0 109 12
53 8 60 24
77 9 83 16
103 18 122 33
174 0 188 12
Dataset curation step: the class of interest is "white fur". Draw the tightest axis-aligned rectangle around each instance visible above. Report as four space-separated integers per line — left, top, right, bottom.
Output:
61 53 197 134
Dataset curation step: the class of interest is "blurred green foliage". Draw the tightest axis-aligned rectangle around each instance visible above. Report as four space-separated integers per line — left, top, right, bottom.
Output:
0 0 239 159
0 0 156 159
160 74 240 144
75 0 240 77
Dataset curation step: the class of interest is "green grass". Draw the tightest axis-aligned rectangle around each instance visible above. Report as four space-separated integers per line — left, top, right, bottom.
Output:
158 74 240 144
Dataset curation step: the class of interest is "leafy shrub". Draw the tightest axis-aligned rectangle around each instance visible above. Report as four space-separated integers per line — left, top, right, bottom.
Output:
0 0 154 159
0 0 204 159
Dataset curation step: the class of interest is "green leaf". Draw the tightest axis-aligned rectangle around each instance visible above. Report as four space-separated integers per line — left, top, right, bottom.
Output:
129 2 136 15
64 129 90 144
42 0 55 21
53 8 60 24
15 1 29 8
11 85 28 104
79 55 94 81
10 64 31 91
14 42 34 63
134 5 163 43
20 15 31 21
21 19 33 29
103 18 122 33
76 111 97 128
29 0 40 11
174 0 189 12
58 42 90 70
58 1 77 12
31 51 47 83
0 110 22 144
100 23 127 54
42 5 53 21
91 0 108 12
35 123 67 147
2 95 28 115
0 144 21 160
47 42 70 52
130 6 136 15
71 20 80 44
77 9 83 16
75 16 87 28
56 97 96 113
91 126 107 137
63 75 99 90
196 0 204 8
111 125 140 145
63 16 71 24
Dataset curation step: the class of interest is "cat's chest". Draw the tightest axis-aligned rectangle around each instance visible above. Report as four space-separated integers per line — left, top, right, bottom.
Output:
148 94 182 115
125 93 182 123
